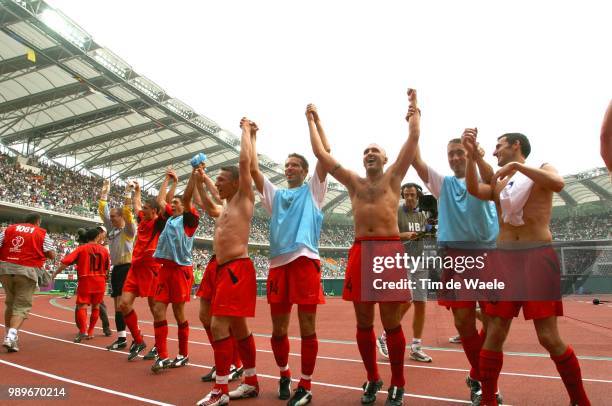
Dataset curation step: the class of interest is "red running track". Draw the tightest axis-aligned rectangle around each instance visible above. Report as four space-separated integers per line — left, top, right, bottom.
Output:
1 294 611 405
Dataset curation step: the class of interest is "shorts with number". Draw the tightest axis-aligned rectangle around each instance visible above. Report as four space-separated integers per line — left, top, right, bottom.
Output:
154 261 194 304
267 256 325 305
211 258 256 318
123 260 160 298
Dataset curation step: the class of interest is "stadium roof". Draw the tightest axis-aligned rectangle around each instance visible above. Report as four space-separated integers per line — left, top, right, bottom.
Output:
0 0 352 214
0 0 609 217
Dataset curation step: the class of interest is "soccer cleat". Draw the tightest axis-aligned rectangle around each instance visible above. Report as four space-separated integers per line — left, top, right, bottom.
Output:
361 379 383 405
86 334 94 340
73 333 88 343
288 386 313 406
170 354 189 368
201 366 217 382
106 338 127 351
471 390 503 405
466 375 481 401
385 386 404 406
409 344 433 363
278 376 292 400
143 346 158 360
229 382 259 399
103 327 112 337
127 341 147 361
449 334 462 344
196 388 230 406
3 336 19 352
151 357 172 373
376 334 389 358
229 365 244 382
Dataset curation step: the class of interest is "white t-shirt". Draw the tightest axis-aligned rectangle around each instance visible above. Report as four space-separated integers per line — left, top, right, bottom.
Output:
260 171 327 267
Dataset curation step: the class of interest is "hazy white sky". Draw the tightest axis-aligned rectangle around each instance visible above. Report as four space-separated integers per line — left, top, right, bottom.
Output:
48 0 611 186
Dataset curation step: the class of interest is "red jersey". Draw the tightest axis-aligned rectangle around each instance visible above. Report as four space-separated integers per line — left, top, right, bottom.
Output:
132 210 168 263
0 223 50 268
61 243 110 293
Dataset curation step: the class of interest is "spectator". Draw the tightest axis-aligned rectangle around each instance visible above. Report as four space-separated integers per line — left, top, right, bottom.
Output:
0 212 56 352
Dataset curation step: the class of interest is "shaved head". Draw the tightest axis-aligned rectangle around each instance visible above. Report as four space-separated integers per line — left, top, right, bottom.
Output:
364 143 387 158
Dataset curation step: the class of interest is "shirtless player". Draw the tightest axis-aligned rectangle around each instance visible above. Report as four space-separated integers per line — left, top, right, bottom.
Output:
308 89 420 406
196 117 259 406
464 130 591 406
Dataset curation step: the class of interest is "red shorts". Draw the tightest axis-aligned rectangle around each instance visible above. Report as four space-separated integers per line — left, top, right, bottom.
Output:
437 247 494 309
484 245 563 320
153 261 194 304
211 258 256 318
342 237 411 303
485 300 563 320
123 260 161 298
196 256 218 301
76 290 104 305
267 256 325 305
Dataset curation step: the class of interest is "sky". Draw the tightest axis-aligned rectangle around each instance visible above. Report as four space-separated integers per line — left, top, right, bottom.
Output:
47 0 612 187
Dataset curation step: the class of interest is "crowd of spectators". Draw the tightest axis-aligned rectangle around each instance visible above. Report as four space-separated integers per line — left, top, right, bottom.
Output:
1 152 610 251
550 213 612 241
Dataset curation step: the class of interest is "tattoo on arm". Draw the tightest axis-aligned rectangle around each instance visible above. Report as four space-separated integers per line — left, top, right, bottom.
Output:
330 163 341 175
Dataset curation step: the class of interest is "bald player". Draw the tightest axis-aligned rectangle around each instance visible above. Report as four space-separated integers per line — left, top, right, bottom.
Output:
601 100 612 178
308 89 420 406
464 131 591 406
196 117 259 406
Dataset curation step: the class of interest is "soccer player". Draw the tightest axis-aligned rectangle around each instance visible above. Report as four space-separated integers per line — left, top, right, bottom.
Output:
411 125 499 402
0 213 56 352
118 180 168 361
52 228 109 342
149 166 200 372
196 117 259 406
247 106 330 405
308 89 420 406
195 162 244 384
377 183 433 363
464 131 591 406
99 180 136 350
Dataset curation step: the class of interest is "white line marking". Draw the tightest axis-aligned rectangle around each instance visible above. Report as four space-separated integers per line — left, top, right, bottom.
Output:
0 359 174 406
3 325 470 404
22 314 612 384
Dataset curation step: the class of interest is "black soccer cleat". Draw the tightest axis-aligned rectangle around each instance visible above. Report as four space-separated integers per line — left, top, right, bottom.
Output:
278 376 292 400
143 346 158 360
385 386 404 406
361 379 383 405
106 337 127 351
127 341 146 361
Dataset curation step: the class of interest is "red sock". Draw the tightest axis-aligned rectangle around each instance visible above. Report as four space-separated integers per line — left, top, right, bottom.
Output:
480 349 503 405
124 310 143 344
76 307 87 334
462 330 485 380
153 320 169 359
237 334 258 385
212 337 232 394
551 346 591 406
87 307 100 336
299 334 318 390
385 326 406 388
178 321 189 356
356 326 380 382
231 336 243 368
271 334 291 378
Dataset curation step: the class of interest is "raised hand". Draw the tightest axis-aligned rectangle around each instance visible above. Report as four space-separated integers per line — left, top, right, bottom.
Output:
249 120 259 140
492 162 518 184
306 104 319 121
133 180 140 193
407 88 417 106
166 166 177 181
240 117 251 131
461 128 478 159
